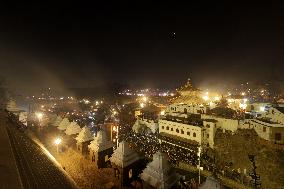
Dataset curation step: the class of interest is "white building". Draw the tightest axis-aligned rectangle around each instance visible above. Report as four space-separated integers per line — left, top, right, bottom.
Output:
132 117 159 134
158 118 217 148
164 103 207 118
244 118 284 144
262 106 284 124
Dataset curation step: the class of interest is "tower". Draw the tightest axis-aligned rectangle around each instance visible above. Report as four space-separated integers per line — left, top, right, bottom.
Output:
88 130 114 168
110 141 145 187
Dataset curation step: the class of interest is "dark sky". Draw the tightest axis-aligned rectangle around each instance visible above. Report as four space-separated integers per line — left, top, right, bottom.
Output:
0 2 284 91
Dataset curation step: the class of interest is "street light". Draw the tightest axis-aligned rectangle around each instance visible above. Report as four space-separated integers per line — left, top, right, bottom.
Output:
197 147 202 185
54 138 62 154
35 112 44 128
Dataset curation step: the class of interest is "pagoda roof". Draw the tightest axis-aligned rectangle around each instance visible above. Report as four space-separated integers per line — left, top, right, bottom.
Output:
75 126 94 143
140 151 179 189
110 141 140 168
88 130 114 152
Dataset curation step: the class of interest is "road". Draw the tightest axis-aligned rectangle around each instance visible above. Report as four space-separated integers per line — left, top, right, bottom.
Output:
3 112 78 189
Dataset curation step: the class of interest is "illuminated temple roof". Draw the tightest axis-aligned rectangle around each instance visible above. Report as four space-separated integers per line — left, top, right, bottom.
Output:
140 151 179 189
88 130 114 152
110 141 140 168
172 78 204 104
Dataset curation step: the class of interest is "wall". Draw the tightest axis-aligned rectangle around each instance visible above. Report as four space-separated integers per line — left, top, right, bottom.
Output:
248 119 271 141
264 107 284 124
158 119 202 144
202 121 216 148
133 118 159 133
201 115 239 132
165 103 207 116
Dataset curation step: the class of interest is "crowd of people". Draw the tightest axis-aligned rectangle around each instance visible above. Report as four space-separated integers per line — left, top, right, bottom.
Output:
119 126 199 166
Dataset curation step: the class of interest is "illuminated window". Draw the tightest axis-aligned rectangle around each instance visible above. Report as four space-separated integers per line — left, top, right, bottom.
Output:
129 169 133 178
105 155 109 162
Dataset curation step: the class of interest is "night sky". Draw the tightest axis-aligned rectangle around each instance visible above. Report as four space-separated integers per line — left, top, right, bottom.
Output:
0 2 284 91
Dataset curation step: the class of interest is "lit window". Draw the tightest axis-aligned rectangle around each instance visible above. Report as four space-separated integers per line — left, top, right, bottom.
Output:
129 169 133 178
105 155 109 162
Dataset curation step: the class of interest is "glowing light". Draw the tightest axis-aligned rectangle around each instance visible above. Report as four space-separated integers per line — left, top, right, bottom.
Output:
140 103 145 108
160 110 165 115
112 126 117 132
239 103 247 110
41 105 44 108
202 96 209 101
241 92 245 96
142 97 147 102
54 138 62 145
36 112 43 120
228 99 234 103
214 96 220 101
259 106 265 112
243 98 248 103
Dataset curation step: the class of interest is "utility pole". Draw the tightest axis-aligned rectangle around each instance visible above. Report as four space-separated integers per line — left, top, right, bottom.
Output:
248 155 261 189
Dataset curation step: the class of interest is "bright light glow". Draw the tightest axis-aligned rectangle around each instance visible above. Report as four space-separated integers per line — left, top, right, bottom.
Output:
140 103 145 108
142 97 147 102
243 98 248 103
36 112 43 120
241 92 245 96
41 105 44 108
259 106 265 112
206 92 209 95
202 96 209 101
113 126 117 132
228 99 234 103
95 101 99 105
54 138 62 145
239 103 247 110
214 96 220 101
160 110 165 115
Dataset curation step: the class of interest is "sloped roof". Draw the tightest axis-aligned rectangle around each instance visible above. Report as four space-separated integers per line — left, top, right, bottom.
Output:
88 130 114 152
110 141 140 168
57 118 70 131
75 126 94 143
65 121 82 135
140 151 179 189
